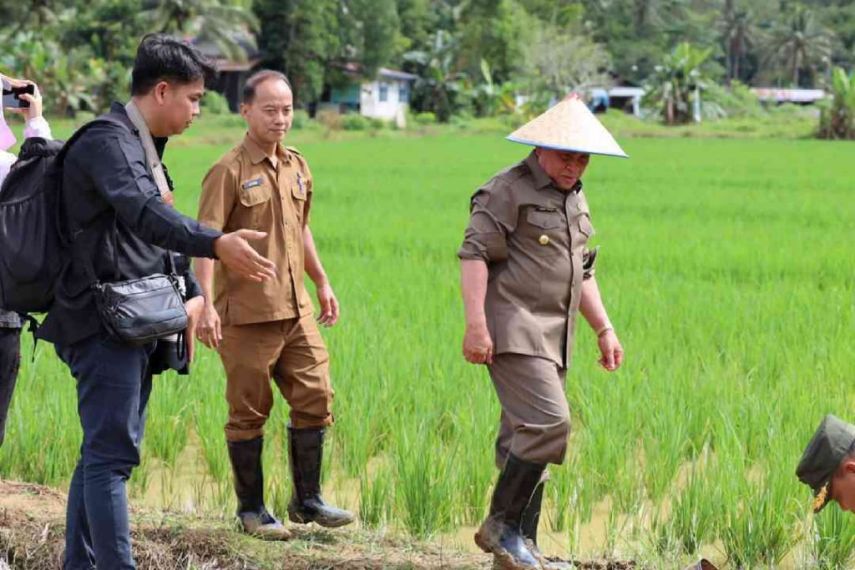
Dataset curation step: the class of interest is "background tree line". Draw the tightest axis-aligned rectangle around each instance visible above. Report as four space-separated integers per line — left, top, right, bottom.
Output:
0 0 853 135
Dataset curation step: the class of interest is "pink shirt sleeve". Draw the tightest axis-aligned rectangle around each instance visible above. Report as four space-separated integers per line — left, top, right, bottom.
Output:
0 118 53 186
23 117 52 140
0 151 15 187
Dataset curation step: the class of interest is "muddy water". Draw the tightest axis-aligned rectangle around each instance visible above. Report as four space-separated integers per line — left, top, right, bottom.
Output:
437 496 653 562
133 442 810 568
134 431 227 513
135 430 363 516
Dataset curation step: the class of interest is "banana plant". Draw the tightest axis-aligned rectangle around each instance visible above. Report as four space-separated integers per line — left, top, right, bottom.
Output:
644 42 713 125
818 67 855 140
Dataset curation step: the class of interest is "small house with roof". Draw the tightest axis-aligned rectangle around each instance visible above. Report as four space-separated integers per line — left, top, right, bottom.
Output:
323 67 418 125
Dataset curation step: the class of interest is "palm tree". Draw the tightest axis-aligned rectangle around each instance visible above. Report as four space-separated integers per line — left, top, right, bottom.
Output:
719 0 760 83
142 0 259 62
762 4 834 87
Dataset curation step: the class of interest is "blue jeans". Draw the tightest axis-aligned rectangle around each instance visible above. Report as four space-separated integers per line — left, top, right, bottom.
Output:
57 334 155 570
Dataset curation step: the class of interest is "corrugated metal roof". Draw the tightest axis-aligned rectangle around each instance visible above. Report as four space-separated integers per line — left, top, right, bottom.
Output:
377 68 418 81
752 88 826 103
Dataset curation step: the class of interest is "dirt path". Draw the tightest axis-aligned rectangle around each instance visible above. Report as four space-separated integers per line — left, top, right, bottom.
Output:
0 480 637 569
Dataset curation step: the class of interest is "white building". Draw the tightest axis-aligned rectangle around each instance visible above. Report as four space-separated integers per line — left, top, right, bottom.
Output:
360 68 418 121
325 67 418 126
752 88 826 105
608 87 645 117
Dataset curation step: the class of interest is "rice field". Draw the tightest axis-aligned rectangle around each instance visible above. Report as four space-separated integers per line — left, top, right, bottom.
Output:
1 120 854 568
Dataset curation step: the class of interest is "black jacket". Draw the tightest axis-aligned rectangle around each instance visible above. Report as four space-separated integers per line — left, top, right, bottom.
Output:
38 103 221 346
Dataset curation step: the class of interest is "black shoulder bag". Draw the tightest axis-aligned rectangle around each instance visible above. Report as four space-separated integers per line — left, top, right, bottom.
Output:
86 220 187 345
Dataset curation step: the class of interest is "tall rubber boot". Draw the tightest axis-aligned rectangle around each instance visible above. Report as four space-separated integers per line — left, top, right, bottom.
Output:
475 454 545 570
287 427 354 528
521 482 573 570
227 437 291 540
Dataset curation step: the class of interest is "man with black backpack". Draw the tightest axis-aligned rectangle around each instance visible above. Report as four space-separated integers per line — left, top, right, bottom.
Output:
31 35 277 569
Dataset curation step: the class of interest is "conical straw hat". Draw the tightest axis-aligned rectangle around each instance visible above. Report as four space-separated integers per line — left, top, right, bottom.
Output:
507 98 628 158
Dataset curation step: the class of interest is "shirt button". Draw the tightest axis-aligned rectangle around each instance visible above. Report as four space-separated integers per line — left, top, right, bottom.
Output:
539 235 550 245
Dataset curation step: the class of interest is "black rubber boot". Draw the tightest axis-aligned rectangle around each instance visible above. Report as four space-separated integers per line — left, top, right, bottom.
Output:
475 454 545 570
287 427 354 528
521 481 544 546
227 437 290 540
521 482 573 570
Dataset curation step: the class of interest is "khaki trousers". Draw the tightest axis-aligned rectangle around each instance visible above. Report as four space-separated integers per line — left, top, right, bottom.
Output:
489 353 570 467
219 313 334 442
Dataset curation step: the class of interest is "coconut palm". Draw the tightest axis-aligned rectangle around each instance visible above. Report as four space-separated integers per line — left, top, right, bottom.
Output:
142 0 258 61
719 0 761 83
762 4 834 87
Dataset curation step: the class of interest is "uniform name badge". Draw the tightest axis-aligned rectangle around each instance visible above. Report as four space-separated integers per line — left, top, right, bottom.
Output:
296 173 305 197
242 177 263 190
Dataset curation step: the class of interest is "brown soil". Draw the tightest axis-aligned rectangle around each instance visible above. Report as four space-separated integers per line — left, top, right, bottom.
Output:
0 480 638 569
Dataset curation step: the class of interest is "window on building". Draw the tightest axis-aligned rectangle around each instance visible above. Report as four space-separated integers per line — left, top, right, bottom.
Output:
379 82 389 102
399 83 410 103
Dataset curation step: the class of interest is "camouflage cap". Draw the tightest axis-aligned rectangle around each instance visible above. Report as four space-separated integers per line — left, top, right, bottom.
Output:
796 414 855 513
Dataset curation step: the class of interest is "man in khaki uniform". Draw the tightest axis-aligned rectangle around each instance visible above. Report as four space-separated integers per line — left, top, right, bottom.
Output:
459 96 625 570
195 70 352 540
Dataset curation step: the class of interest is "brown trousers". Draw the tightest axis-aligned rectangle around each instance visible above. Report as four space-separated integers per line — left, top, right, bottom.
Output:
219 314 334 442
489 353 570 467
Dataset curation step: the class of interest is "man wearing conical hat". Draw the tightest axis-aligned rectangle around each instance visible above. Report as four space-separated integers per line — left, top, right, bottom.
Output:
797 415 855 514
458 95 625 570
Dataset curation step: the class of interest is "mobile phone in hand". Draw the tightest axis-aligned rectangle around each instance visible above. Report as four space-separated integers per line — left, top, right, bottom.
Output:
2 79 35 109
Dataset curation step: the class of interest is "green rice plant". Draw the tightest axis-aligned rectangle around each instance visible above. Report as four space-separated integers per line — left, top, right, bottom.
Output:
549 453 581 532
642 409 689 503
1 120 852 564
359 460 395 529
192 391 232 510
394 421 456 538
0 339 79 484
719 463 795 568
143 397 190 468
810 502 855 568
450 419 494 526
656 452 716 557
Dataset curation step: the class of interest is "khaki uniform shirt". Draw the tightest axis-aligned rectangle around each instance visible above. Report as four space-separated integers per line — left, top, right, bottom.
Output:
198 134 314 326
458 151 597 368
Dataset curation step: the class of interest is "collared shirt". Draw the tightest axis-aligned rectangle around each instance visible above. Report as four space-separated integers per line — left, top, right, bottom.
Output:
38 102 221 346
0 116 53 329
457 151 597 368
197 134 314 326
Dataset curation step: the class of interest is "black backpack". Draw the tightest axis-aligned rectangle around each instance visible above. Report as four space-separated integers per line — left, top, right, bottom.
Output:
0 116 125 314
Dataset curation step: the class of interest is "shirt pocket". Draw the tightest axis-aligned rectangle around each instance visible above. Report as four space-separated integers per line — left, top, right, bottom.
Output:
237 185 273 229
521 207 566 259
577 212 595 238
527 209 564 230
291 182 307 224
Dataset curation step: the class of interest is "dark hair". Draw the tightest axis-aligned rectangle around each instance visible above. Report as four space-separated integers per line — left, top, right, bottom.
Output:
131 34 216 96
242 70 291 104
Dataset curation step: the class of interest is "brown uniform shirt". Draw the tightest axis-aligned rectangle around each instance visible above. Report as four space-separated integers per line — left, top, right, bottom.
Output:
458 151 597 368
198 134 314 326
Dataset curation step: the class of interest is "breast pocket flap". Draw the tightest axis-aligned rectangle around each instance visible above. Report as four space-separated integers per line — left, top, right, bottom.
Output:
239 184 272 207
527 209 563 229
